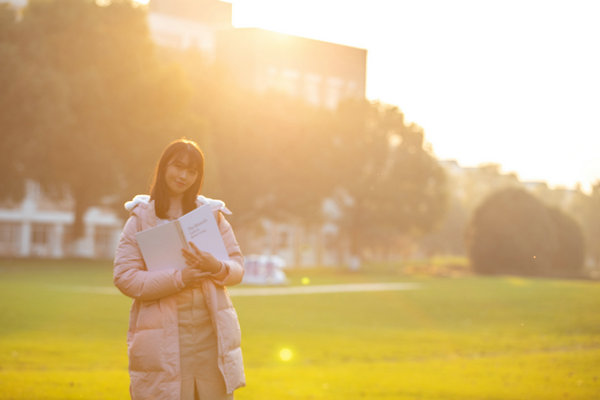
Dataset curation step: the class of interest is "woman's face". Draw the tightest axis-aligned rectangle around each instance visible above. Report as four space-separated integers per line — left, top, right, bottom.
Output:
164 154 199 196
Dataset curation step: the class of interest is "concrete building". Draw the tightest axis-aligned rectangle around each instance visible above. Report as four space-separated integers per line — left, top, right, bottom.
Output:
0 181 122 259
216 28 366 109
148 0 232 59
147 0 367 109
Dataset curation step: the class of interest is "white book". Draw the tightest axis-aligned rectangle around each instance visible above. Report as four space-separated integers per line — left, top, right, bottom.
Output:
135 204 229 271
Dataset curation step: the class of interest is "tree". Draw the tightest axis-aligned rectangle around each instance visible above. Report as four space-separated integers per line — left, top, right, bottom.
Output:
466 188 585 278
209 91 334 227
0 0 193 240
0 4 28 202
419 197 469 256
330 100 448 262
167 47 337 229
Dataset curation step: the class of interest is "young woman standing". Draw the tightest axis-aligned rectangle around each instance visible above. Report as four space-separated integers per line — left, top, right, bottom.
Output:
114 138 245 400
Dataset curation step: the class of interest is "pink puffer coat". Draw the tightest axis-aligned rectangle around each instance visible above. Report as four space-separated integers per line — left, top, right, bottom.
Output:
113 195 245 399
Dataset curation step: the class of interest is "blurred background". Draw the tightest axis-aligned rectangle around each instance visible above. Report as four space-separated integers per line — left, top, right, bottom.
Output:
0 0 598 278
1 2 600 399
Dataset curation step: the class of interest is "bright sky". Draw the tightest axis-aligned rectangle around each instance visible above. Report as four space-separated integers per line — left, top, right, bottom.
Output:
226 0 600 192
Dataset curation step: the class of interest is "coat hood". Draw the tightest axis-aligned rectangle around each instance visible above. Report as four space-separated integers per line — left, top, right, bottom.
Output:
124 194 232 215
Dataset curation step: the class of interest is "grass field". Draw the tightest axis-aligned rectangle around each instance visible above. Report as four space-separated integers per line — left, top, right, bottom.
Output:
0 259 599 399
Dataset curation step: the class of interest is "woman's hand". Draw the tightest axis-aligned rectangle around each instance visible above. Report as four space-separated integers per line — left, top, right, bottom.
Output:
180 267 207 287
181 242 222 274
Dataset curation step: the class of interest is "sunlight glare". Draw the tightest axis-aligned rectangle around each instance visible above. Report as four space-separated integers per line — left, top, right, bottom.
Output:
230 0 600 191
279 348 293 362
231 0 350 46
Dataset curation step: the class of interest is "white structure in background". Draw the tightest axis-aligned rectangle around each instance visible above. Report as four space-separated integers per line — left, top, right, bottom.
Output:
0 181 122 259
239 199 346 269
242 254 288 285
1 0 25 8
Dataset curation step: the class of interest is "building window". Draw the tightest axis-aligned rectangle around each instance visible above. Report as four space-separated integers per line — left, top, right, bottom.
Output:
0 223 21 256
153 31 183 49
281 69 300 96
346 80 359 97
264 67 301 96
265 66 279 89
324 77 344 109
304 74 322 106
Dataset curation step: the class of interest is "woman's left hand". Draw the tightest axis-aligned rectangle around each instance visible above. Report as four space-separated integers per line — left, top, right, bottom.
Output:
182 242 222 274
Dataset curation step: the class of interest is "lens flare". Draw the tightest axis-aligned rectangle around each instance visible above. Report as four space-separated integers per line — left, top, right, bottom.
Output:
279 348 293 362
301 277 310 285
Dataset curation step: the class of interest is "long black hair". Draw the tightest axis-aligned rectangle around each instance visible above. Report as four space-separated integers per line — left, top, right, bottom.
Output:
150 138 205 219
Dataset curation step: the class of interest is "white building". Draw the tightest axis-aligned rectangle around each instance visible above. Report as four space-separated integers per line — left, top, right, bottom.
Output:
0 181 122 259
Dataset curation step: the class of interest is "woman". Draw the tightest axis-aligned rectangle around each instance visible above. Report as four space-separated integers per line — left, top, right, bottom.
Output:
114 138 245 400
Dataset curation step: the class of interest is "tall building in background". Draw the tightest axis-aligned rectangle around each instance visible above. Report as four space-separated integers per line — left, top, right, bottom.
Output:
148 0 232 58
216 28 366 109
147 0 367 109
0 0 25 8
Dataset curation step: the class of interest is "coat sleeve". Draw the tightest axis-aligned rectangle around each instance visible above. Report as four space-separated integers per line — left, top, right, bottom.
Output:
113 214 186 301
208 212 245 287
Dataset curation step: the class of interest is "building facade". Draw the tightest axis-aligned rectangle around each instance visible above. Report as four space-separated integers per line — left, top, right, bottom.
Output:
148 0 232 58
0 182 122 259
216 28 366 109
148 0 367 109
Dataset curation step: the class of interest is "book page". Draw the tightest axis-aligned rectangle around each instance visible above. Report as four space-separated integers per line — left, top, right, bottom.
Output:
135 222 188 271
178 204 230 261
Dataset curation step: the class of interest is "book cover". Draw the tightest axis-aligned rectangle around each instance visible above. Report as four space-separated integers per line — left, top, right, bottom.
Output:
135 204 229 271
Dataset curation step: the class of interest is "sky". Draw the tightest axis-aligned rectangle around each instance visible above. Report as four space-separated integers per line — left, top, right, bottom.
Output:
226 0 600 192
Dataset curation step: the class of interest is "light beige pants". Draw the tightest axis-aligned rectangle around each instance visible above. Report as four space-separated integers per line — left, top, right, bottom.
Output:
177 287 233 400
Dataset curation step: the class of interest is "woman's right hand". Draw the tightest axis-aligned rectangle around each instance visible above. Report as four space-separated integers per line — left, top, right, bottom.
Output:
181 267 206 287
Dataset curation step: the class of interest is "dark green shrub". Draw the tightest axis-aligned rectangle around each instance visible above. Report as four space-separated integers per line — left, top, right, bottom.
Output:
466 188 585 278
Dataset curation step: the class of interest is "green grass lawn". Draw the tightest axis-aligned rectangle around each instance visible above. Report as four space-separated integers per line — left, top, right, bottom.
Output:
0 259 599 399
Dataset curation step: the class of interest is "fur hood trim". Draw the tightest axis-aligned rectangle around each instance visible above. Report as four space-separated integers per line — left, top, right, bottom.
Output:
124 194 232 215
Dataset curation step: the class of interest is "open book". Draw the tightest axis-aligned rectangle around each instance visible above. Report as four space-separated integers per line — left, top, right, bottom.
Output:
135 204 229 271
